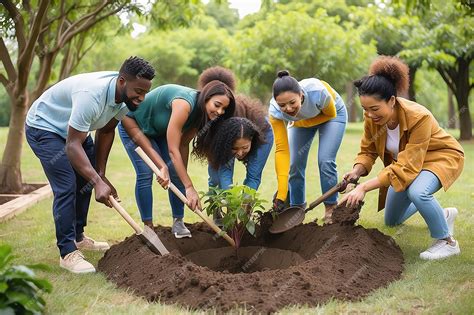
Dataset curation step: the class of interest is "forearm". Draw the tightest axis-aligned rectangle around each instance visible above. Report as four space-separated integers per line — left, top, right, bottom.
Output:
125 125 168 171
169 148 193 188
66 142 101 184
94 129 114 177
360 177 383 193
180 142 189 168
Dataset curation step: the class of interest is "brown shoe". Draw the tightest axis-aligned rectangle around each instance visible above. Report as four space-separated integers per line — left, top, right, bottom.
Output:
75 235 110 251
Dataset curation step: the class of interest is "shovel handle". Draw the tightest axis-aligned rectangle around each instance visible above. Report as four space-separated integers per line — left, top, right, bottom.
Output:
306 179 354 212
109 196 142 235
135 147 236 247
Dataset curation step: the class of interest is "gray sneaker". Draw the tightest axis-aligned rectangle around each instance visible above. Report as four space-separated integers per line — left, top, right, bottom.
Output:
172 218 192 239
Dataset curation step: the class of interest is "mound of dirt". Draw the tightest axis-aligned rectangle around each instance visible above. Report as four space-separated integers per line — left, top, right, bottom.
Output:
98 204 404 313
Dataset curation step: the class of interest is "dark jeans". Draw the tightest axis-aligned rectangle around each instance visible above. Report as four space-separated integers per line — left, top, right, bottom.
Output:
25 125 95 257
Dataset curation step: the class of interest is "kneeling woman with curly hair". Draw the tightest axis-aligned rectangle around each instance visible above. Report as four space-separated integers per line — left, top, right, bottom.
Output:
340 56 464 260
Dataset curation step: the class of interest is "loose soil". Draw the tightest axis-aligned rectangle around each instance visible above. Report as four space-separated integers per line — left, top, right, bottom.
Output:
98 203 404 313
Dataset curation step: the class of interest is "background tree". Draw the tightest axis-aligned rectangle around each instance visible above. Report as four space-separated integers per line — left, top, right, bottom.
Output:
400 0 473 140
0 0 205 193
227 9 376 101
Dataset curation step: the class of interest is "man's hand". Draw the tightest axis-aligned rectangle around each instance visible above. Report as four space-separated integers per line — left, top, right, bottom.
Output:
94 179 113 207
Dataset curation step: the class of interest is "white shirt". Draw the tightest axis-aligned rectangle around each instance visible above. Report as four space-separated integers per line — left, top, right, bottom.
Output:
386 124 400 160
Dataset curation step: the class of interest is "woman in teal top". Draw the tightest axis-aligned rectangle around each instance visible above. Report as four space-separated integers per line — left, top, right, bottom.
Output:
118 67 236 238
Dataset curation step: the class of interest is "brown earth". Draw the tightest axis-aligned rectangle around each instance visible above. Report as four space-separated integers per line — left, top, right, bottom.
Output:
0 183 46 205
98 204 404 314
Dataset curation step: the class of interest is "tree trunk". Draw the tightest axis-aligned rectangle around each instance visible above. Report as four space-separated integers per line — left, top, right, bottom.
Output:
454 58 472 140
345 82 357 122
0 90 29 193
447 87 456 129
408 65 417 101
454 89 472 140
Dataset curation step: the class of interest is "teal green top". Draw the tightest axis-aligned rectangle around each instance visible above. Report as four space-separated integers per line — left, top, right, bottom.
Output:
129 84 200 137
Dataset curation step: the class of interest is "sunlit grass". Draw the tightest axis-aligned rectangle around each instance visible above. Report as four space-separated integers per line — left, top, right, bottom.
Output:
0 123 472 314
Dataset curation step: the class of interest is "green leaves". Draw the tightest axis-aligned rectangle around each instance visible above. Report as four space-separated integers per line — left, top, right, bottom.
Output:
0 244 52 314
201 185 266 248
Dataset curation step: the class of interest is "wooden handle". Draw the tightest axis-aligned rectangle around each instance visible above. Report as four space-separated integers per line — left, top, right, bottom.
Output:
135 147 236 247
306 181 345 212
109 196 142 235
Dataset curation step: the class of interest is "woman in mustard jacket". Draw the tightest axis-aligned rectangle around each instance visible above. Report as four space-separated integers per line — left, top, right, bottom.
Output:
340 56 464 260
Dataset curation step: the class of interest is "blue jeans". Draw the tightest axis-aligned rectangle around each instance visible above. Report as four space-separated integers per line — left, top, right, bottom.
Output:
208 127 274 190
384 170 449 239
25 125 94 257
288 105 347 206
118 122 185 221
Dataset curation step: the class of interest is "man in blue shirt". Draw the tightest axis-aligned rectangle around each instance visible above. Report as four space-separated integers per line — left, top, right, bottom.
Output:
25 56 155 273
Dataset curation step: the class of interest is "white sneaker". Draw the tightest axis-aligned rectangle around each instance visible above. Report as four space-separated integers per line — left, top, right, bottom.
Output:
59 250 96 273
420 239 460 260
75 235 110 251
445 207 458 236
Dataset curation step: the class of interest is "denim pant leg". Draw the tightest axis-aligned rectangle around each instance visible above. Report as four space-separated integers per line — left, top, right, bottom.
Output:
154 136 185 219
384 186 417 226
288 125 317 206
316 116 346 205
208 159 235 190
118 123 154 221
26 126 78 257
385 170 448 239
406 170 448 239
73 135 95 239
244 127 274 190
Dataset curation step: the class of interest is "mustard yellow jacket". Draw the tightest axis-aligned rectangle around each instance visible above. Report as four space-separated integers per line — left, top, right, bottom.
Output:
354 97 465 210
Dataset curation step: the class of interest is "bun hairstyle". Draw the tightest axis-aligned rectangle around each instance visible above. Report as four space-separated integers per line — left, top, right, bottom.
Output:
354 56 410 101
192 66 237 161
272 70 302 98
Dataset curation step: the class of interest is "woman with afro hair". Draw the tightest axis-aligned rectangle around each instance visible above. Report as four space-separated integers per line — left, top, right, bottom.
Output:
340 56 464 260
118 66 236 238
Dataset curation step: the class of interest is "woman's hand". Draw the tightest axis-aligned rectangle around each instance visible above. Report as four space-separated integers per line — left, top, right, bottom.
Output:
339 184 366 208
185 186 202 211
343 169 360 183
156 166 170 189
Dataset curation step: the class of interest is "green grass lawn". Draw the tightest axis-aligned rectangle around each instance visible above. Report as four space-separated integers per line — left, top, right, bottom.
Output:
0 123 473 314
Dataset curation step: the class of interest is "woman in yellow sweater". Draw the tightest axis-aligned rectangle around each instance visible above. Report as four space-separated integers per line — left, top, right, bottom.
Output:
340 56 464 260
269 70 347 222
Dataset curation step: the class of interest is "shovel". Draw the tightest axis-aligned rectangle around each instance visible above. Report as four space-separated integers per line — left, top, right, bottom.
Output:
269 180 354 234
109 196 169 255
134 147 236 247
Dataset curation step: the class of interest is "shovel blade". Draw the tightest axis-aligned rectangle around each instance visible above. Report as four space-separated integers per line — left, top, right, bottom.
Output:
269 207 306 234
139 225 170 255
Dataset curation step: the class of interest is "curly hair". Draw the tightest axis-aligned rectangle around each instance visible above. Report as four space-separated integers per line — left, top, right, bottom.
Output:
354 55 410 101
207 117 264 169
192 68 236 160
234 94 271 134
119 56 155 80
198 66 237 91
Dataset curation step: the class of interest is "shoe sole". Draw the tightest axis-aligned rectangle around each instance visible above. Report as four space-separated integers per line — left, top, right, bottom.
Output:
420 251 460 260
76 247 110 251
59 265 96 273
174 232 192 239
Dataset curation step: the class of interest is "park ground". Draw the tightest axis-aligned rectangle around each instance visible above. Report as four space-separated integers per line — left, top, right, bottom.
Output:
0 123 473 314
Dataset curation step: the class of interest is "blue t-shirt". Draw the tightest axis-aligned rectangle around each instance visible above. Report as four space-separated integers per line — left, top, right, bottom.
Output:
26 71 128 139
269 78 344 122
